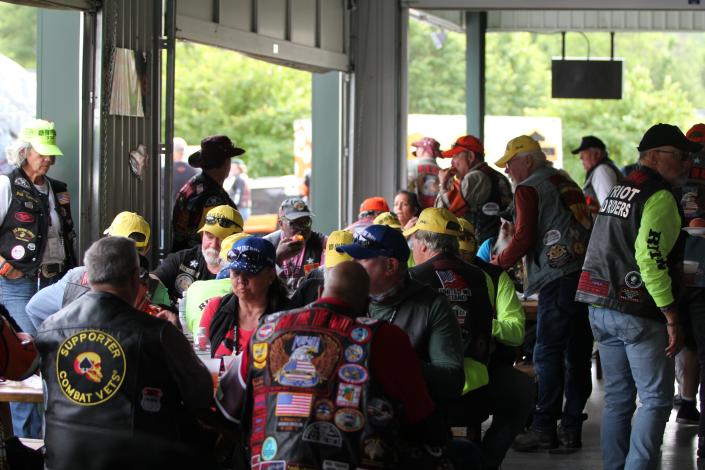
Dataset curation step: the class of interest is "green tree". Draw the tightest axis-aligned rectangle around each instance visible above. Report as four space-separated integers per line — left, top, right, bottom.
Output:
407 20 465 114
174 42 311 177
0 3 36 69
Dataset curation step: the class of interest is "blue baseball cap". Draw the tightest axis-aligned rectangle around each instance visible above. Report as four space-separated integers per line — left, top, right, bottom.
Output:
224 237 276 275
336 224 410 262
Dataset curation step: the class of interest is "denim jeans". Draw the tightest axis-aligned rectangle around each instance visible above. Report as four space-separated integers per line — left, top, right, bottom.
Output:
589 306 674 470
532 272 593 432
0 275 42 438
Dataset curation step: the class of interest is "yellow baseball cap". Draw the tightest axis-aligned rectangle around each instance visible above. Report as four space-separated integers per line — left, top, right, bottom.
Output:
197 205 244 240
325 230 353 268
495 135 541 168
457 218 477 254
219 232 253 261
103 212 150 252
373 212 402 230
403 208 462 238
20 119 63 156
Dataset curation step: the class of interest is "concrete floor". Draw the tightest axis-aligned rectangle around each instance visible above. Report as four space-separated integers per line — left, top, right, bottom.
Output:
500 365 700 470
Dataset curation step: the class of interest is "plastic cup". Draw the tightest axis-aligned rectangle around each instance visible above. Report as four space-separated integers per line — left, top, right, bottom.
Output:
684 260 699 284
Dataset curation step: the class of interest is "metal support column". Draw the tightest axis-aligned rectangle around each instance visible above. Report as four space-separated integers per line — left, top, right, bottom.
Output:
37 9 82 233
465 11 486 139
311 71 343 234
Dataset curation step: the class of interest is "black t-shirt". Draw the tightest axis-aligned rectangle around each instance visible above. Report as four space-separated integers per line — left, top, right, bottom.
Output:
152 245 215 302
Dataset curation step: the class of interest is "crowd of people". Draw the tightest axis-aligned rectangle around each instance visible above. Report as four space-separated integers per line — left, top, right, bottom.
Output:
0 118 704 470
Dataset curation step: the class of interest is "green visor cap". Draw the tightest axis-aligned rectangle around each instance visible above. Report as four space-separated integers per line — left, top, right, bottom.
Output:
20 119 63 156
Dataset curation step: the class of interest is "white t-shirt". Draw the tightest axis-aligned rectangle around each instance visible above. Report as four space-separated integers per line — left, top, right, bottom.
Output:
590 164 620 205
0 174 65 265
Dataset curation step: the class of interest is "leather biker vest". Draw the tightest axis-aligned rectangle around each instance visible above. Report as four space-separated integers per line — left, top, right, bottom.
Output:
576 166 684 320
0 168 76 275
246 304 401 469
410 253 494 365
517 167 592 294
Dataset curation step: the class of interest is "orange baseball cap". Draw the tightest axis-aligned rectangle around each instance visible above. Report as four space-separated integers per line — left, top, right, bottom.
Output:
687 123 705 144
359 197 389 214
441 135 484 158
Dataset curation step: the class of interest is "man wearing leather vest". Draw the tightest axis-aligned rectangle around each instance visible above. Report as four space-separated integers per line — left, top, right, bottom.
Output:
172 135 241 252
216 262 453 469
408 208 526 468
36 237 217 470
156 205 243 304
493 135 594 453
571 135 623 216
576 124 699 470
436 135 513 245
336 224 465 403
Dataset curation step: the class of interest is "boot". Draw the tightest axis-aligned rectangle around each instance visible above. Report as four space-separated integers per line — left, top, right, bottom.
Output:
548 425 582 454
511 428 558 452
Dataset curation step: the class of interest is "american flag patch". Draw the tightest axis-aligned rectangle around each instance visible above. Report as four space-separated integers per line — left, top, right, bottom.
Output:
56 192 70 205
275 392 313 417
436 270 456 284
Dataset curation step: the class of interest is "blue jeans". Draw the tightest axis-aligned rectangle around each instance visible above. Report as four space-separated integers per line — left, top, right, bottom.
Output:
532 273 593 432
589 306 674 470
0 275 42 438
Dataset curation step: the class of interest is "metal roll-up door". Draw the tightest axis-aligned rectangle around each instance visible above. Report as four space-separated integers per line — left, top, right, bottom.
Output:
176 0 351 73
1 0 97 10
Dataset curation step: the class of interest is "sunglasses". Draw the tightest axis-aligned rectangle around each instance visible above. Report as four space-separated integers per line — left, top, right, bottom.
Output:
353 232 387 252
129 232 147 243
282 217 312 229
227 248 272 267
205 215 242 230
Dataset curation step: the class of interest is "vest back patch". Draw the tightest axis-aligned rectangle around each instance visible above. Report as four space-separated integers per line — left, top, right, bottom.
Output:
56 330 126 406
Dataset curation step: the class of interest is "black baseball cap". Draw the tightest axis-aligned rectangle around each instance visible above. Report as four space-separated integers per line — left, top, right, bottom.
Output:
637 124 702 153
571 136 606 155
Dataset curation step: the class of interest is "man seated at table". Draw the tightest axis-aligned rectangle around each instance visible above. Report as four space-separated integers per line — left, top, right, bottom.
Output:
36 237 218 469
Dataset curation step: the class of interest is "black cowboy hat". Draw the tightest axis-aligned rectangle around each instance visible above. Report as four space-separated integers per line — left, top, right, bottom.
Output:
188 135 245 169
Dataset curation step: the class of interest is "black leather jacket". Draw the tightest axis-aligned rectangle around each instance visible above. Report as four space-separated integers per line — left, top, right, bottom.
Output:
36 291 214 470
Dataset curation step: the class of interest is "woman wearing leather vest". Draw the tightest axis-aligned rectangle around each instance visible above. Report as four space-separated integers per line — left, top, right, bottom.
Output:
0 119 76 439
199 237 289 358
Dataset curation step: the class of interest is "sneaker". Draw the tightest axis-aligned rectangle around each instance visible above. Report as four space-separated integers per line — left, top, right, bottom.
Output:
549 426 582 454
675 393 683 406
511 428 558 452
677 401 700 425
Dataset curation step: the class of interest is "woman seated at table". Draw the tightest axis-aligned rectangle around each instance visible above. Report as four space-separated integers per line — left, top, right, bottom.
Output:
199 237 290 358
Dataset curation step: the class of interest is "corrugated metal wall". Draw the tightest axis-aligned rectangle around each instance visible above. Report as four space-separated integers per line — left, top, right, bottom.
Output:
487 10 705 32
94 0 162 260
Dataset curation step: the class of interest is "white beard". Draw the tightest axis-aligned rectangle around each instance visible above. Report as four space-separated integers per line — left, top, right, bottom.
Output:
203 248 222 268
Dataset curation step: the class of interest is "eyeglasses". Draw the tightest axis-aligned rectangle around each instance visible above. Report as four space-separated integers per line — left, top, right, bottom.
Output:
205 215 242 230
281 217 312 229
655 149 688 161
